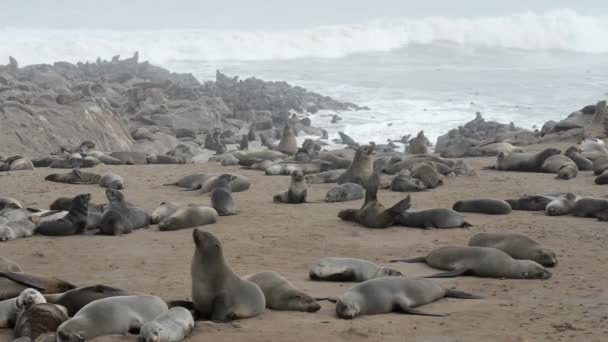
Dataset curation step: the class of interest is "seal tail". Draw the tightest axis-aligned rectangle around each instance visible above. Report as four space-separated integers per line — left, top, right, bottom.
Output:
389 256 425 263
445 289 483 299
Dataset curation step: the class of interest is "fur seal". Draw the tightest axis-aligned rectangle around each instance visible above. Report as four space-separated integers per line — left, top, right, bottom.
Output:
492 148 561 172
49 158 97 169
407 131 429 155
325 183 364 203
505 195 555 211
109 151 148 165
56 295 167 341
139 307 194 342
99 189 133 235
44 169 101 185
211 174 237 216
335 277 481 319
594 155 608 175
452 198 512 215
0 197 22 210
0 272 76 300
158 206 217 231
98 174 125 190
305 169 346 184
274 170 307 204
147 154 183 165
397 208 470 229
595 170 608 185
564 146 593 171
390 246 552 279
338 174 411 228
0 287 45 329
337 144 375 188
164 173 250 193
468 233 557 267
150 202 180 225
0 257 21 272
44 285 129 317
309 257 402 282
545 193 579 216
541 155 578 180
571 197 608 218
245 271 320 312
49 197 73 211
191 229 265 321
233 150 287 162
14 302 69 340
36 194 90 236
411 161 443 189
0 219 37 241
477 142 524 156
390 175 427 192
16 289 47 311
277 124 298 156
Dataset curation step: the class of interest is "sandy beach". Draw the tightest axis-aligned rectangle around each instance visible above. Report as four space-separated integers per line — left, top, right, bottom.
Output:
0 142 605 342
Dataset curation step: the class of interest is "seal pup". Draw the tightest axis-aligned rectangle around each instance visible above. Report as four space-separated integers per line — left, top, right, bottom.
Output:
397 208 470 229
14 302 69 340
337 144 374 188
564 146 593 170
273 170 307 204
36 194 90 236
211 174 237 216
338 174 411 228
390 175 427 192
541 155 578 180
44 169 101 185
150 202 180 225
244 271 320 312
491 148 561 172
468 233 558 267
390 246 552 279
0 272 76 300
277 124 298 156
0 257 21 272
16 289 47 311
99 189 133 235
191 229 265 321
98 174 125 190
452 198 512 215
0 219 37 241
411 161 443 189
44 285 129 316
309 257 402 282
325 183 364 203
545 193 579 216
305 169 346 184
335 277 481 319
56 295 167 341
158 206 218 231
139 307 194 342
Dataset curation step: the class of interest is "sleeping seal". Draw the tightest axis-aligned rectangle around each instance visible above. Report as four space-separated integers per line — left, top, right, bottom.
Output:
245 271 320 312
396 208 470 229
150 202 180 225
325 183 364 203
139 307 194 342
309 257 402 282
452 198 512 215
540 155 578 180
391 246 552 279
158 206 218 231
491 148 561 172
468 233 557 267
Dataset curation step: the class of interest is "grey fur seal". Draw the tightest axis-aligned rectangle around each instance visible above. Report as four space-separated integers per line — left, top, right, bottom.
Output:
325 183 364 203
109 151 148 165
0 219 37 241
391 246 552 279
44 285 129 316
564 146 593 170
150 202 180 225
477 142 524 156
335 277 481 319
452 198 512 215
211 174 237 216
277 124 298 155
98 174 125 190
36 194 90 236
56 295 167 341
338 174 411 228
390 175 427 192
191 229 265 321
505 194 555 211
44 169 100 185
0 288 46 329
545 193 579 216
595 170 608 185
139 307 194 342
245 271 320 312
593 155 608 175
14 302 69 340
0 257 21 272
0 272 76 301
49 158 98 169
147 154 183 164
541 155 578 180
468 233 557 267
234 150 287 161
491 148 561 172
158 206 218 231
305 169 345 184
309 257 402 282
571 197 608 218
99 189 133 235
164 173 250 193
337 144 375 188
407 131 429 155
0 197 22 210
274 170 307 204
411 161 443 189
16 288 47 311
397 208 470 229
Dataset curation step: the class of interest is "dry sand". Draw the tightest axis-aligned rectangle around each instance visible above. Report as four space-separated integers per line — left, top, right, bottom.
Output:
0 143 607 342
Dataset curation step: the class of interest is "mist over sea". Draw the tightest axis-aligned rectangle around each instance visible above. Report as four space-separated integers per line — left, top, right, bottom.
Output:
3 8 608 144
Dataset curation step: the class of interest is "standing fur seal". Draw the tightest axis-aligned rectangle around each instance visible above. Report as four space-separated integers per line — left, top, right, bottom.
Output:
309 257 402 282
14 302 69 340
36 194 90 236
56 295 167 341
335 277 481 319
491 148 561 172
245 271 320 312
99 189 133 235
191 229 265 321
337 144 375 188
211 174 237 216
273 170 307 204
396 208 470 229
468 233 557 267
305 169 346 184
452 198 512 215
0 272 76 301
390 246 552 279
338 174 411 228
0 257 21 272
98 174 125 190
325 183 364 203
277 124 298 156
150 202 180 225
411 161 443 189
139 307 194 342
407 131 429 155
44 285 129 316
158 206 218 231
541 155 578 179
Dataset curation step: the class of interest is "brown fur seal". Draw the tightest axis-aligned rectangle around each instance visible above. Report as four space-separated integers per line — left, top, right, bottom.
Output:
337 144 375 188
335 277 481 319
0 257 21 272
158 206 218 231
99 189 133 235
211 174 237 216
98 174 125 190
305 169 346 184
452 198 512 215
571 197 608 218
411 161 443 189
0 197 22 210
491 148 561 172
277 124 298 155
0 272 76 300
139 307 195 342
564 146 593 171
506 194 556 211
325 183 364 202
309 257 402 282
397 208 470 229
595 170 608 185
44 169 101 185
390 175 427 192
44 285 129 316
150 202 180 225
545 193 579 216
109 151 148 165
391 246 552 279
245 271 320 312
407 131 429 155
541 155 578 180
147 154 183 164
338 174 411 228
56 295 167 341
36 194 90 236
468 233 557 267
273 170 307 204
14 302 69 340
191 229 265 321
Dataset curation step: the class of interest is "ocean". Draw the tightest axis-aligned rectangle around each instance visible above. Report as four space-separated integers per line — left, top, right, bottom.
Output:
2 9 608 145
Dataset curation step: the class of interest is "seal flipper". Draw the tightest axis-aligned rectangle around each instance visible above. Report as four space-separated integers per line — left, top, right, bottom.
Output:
425 268 469 278
460 221 472 228
396 300 447 317
314 297 338 303
363 173 380 205
388 195 411 214
444 289 483 299
0 272 46 291
389 257 426 263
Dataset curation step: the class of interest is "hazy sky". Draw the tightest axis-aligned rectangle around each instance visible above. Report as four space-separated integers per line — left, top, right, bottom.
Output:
1 0 607 30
